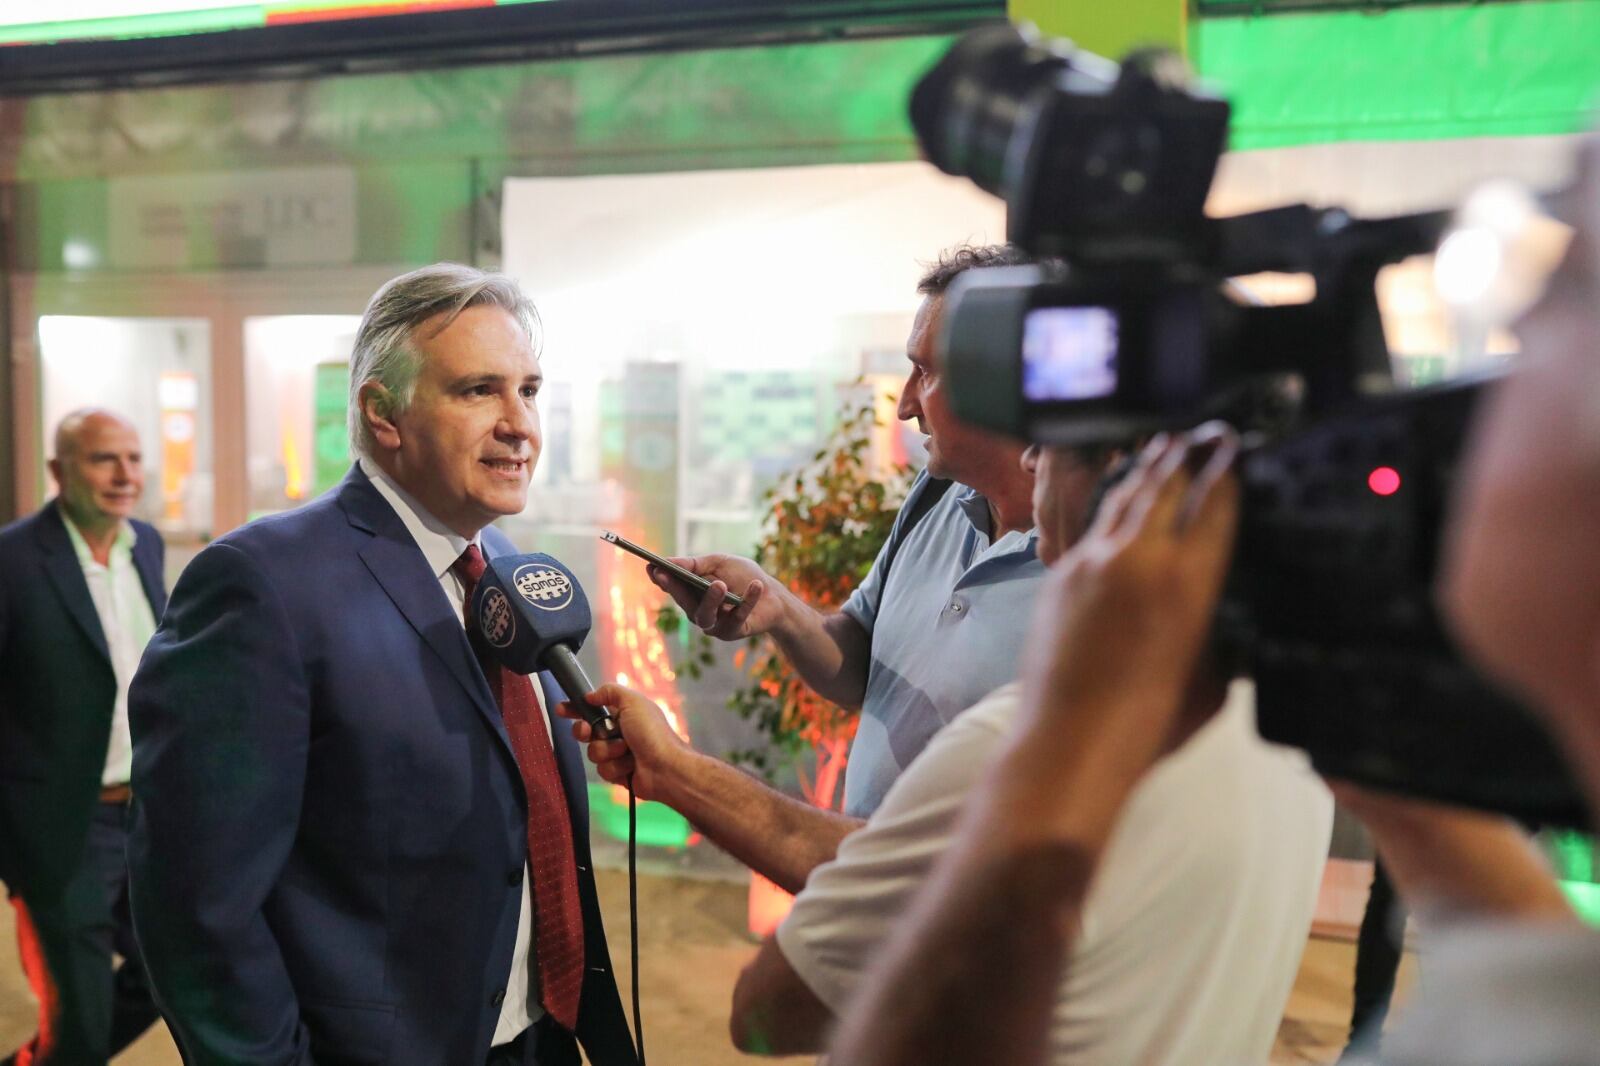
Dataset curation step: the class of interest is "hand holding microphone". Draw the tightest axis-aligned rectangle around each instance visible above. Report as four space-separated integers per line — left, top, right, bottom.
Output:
554 685 696 805
468 552 701 800
468 551 620 740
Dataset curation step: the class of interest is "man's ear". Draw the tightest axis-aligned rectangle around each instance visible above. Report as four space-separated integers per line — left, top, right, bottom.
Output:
359 382 402 451
46 458 63 489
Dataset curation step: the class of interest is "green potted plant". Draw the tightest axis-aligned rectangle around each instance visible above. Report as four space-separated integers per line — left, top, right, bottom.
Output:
659 394 913 932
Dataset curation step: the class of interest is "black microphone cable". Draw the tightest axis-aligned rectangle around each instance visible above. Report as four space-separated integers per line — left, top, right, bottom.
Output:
626 774 645 1065
593 715 645 1065
559 692 646 1063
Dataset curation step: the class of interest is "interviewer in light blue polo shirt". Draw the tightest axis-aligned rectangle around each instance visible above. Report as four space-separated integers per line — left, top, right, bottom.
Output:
836 474 1043 816
555 246 1113 903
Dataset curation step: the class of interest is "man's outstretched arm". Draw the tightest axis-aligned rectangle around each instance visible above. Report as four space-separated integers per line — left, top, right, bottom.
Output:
559 686 863 894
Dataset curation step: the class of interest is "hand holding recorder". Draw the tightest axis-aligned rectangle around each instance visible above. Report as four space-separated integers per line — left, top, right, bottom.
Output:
601 531 785 641
555 686 696 804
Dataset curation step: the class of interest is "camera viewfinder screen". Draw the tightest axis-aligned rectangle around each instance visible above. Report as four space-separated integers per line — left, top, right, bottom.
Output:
1022 306 1120 401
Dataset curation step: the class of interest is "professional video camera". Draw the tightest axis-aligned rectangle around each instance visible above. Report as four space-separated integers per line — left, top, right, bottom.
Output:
913 24 1587 826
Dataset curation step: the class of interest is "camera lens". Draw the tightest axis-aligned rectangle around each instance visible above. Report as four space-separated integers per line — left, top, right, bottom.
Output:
908 23 1070 199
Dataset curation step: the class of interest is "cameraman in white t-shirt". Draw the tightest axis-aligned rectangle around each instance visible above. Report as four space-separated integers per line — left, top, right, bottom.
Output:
831 137 1600 1066
732 435 1333 1063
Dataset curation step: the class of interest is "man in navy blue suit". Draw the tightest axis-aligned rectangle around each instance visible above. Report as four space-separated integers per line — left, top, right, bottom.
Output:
127 264 636 1066
1 409 165 1064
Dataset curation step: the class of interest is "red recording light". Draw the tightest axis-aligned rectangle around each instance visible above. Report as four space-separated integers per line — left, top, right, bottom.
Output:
1368 466 1402 496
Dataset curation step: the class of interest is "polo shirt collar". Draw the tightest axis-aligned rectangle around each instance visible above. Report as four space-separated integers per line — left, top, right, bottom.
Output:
953 484 1038 548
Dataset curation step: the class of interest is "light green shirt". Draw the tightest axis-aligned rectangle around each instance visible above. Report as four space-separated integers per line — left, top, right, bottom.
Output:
62 510 157 786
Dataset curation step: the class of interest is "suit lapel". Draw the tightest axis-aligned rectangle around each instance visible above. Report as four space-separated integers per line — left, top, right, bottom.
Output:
340 469 515 760
35 506 111 664
132 522 167 618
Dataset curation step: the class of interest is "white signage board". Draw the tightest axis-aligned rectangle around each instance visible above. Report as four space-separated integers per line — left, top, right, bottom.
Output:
108 166 357 269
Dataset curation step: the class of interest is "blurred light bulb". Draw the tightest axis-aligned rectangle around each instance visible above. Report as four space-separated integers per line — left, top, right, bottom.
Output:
1434 228 1502 308
62 239 98 270
1437 181 1572 326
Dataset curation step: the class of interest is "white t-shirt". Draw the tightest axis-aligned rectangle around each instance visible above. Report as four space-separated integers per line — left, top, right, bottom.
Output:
777 680 1335 1066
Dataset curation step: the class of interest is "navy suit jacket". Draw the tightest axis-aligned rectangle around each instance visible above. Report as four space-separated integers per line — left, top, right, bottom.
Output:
128 467 635 1066
0 503 165 900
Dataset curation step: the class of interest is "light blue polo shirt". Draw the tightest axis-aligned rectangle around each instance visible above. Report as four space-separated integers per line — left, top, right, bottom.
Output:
839 477 1045 818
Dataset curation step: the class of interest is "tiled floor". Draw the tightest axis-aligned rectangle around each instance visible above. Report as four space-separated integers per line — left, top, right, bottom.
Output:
1 867 1409 1064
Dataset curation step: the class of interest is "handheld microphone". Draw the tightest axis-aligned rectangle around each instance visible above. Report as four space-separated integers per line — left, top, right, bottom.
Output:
469 552 621 740
473 551 645 1066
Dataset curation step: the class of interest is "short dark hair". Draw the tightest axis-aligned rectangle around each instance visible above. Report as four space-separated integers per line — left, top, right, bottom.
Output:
916 243 1033 296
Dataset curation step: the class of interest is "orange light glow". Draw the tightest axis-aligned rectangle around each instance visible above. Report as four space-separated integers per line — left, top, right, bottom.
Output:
748 872 795 937
599 534 689 745
282 422 305 500
11 896 60 1062
157 372 197 525
264 1 494 27
867 374 910 475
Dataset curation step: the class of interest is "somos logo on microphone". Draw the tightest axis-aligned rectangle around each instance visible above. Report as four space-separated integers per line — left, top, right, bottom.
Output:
480 588 516 648
513 564 575 611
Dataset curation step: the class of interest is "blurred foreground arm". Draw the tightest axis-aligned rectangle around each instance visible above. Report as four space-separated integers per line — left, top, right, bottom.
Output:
729 937 833 1055
1333 785 1575 923
1419 164 1600 926
829 430 1241 1066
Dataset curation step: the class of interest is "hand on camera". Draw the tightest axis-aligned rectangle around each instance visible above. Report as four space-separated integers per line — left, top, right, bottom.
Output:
648 554 781 640
1019 426 1241 783
556 684 695 803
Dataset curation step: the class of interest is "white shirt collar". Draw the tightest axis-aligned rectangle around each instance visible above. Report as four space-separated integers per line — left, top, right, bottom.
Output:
358 456 481 580
58 503 136 570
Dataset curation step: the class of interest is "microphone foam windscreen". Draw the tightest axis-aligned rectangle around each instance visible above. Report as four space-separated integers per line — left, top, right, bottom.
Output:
471 553 593 675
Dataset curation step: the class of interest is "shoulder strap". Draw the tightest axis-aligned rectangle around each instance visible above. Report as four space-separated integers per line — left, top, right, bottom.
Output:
879 472 953 587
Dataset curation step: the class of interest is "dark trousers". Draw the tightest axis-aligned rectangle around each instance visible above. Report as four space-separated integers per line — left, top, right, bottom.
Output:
4 802 160 1066
484 1015 582 1066
1346 858 1405 1052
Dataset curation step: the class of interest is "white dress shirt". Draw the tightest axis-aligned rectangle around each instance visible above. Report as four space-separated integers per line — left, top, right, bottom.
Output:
359 457 547 1045
61 510 158 787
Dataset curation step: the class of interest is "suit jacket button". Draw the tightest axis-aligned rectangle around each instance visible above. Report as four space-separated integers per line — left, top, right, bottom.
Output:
508 867 522 886
491 988 506 1008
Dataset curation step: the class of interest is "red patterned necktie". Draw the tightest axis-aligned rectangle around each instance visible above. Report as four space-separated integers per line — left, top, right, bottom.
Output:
453 544 585 1032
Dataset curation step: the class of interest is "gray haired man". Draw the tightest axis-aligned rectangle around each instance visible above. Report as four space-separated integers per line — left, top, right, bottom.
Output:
128 264 637 1066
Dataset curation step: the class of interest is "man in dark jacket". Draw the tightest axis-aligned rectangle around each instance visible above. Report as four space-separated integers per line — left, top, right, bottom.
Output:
0 409 165 1065
128 265 636 1066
